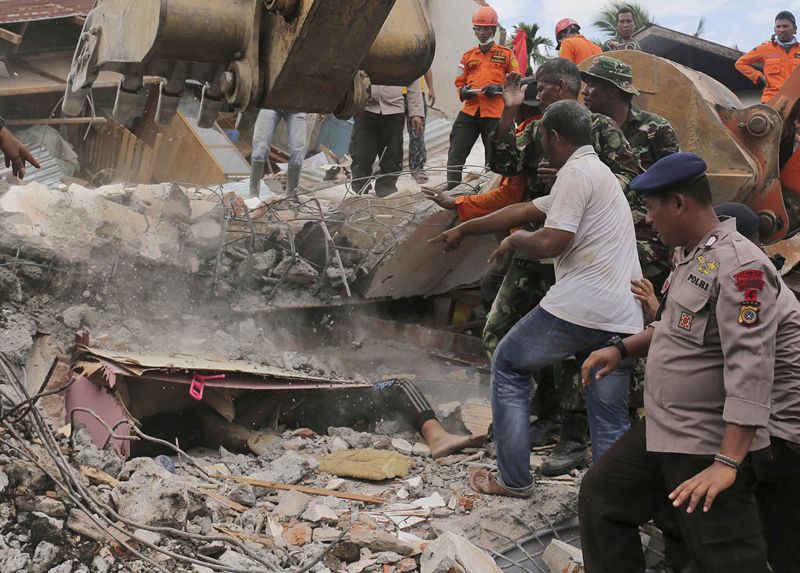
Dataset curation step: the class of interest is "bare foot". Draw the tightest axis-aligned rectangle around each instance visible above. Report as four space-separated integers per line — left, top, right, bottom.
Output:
469 468 532 498
429 432 486 459
246 433 281 456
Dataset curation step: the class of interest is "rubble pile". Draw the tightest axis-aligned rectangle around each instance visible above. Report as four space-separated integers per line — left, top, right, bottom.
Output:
0 401 578 572
0 178 579 572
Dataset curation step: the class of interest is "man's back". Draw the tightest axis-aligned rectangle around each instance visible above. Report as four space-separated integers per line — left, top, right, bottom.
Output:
560 35 602 65
532 146 643 334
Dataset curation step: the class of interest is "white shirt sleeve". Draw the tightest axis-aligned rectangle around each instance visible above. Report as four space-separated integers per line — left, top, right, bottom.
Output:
532 194 552 213
539 166 591 233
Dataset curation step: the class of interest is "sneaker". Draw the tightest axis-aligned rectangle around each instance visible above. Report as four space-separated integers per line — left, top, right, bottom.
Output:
530 417 560 448
539 440 589 476
414 171 429 184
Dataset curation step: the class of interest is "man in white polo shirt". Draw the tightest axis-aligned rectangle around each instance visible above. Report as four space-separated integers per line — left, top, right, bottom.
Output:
431 99 643 496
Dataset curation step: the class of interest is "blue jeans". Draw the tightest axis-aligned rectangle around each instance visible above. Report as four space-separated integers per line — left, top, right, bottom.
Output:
251 109 308 166
492 305 634 491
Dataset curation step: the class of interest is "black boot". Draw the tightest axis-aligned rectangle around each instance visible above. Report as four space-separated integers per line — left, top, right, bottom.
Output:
539 411 589 476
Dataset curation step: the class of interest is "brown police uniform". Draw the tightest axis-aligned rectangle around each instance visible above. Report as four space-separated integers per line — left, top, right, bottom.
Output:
753 283 800 572
580 218 778 573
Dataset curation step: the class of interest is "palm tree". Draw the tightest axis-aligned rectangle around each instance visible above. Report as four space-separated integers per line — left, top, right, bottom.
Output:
509 22 554 68
593 2 653 37
693 16 706 38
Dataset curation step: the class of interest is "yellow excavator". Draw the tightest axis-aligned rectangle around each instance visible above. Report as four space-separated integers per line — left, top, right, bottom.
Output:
62 0 434 127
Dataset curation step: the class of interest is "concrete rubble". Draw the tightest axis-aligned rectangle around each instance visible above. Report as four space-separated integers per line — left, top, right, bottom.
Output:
0 175 585 572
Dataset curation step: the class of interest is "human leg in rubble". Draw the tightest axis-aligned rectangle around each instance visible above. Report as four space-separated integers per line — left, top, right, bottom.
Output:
250 109 281 197
284 112 308 196
260 379 484 459
349 112 380 195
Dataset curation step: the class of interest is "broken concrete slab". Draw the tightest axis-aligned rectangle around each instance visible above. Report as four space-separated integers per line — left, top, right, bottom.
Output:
110 459 194 527
274 490 311 519
542 539 584 573
318 449 412 481
301 503 339 524
420 531 502 573
348 530 417 557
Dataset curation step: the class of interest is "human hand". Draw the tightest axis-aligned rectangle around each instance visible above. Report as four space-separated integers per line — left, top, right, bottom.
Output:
669 462 738 513
421 185 457 210
0 128 40 179
428 227 465 252
537 161 558 185
631 278 659 322
757 75 769 88
581 347 622 386
428 90 437 107
460 85 477 100
502 73 525 109
484 84 503 97
411 116 424 135
488 235 514 268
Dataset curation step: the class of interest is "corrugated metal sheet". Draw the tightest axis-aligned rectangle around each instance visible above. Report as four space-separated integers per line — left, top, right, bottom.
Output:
0 0 93 24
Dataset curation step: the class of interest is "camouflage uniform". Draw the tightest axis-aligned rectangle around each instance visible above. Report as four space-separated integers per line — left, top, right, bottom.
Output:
602 37 641 52
484 112 643 430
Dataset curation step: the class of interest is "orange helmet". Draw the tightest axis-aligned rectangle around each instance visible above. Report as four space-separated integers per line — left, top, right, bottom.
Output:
555 18 580 40
473 5 499 27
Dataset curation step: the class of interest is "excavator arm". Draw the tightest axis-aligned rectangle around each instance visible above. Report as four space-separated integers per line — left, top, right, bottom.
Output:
63 0 435 128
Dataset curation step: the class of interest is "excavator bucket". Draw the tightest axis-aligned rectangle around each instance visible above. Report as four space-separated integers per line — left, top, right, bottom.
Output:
581 51 791 243
62 0 434 127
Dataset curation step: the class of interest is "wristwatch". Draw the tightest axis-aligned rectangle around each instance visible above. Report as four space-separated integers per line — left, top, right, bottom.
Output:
606 335 628 359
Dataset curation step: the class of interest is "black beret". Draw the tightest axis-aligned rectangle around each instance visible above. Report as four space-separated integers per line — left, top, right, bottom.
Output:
714 202 760 239
631 152 707 195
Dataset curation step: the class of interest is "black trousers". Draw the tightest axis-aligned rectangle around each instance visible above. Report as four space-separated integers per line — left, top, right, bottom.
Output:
446 111 499 190
579 420 768 573
754 436 800 573
349 111 405 197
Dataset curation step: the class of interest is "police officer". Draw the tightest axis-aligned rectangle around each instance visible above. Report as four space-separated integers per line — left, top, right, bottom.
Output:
447 5 519 190
578 152 776 573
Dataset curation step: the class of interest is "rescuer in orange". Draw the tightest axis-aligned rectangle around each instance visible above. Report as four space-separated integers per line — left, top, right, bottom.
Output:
736 11 800 103
447 5 519 190
556 18 602 65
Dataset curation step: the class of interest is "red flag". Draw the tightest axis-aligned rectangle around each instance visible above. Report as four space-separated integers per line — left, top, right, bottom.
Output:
512 29 529 76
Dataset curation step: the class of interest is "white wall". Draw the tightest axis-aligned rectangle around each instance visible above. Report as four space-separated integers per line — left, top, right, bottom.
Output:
422 0 483 119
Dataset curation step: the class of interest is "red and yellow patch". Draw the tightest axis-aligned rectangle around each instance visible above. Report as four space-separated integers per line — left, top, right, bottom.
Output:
734 270 765 291
678 312 693 331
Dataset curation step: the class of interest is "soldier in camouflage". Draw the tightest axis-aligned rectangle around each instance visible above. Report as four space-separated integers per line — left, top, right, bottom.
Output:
481 58 645 475
581 55 679 279
602 8 642 52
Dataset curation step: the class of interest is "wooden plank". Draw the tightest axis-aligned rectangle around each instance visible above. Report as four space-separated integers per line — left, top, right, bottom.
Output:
0 26 23 46
118 130 136 181
216 475 385 505
197 489 247 513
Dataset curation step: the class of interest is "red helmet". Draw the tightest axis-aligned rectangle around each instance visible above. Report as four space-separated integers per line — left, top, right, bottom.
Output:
473 5 499 27
555 18 580 40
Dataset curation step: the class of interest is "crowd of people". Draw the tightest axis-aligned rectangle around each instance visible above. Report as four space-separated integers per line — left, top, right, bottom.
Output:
420 6 798 573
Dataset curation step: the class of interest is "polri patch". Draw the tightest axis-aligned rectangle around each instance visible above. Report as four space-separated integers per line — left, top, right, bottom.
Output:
687 273 710 291
696 255 719 275
737 289 760 326
734 270 765 291
678 311 693 331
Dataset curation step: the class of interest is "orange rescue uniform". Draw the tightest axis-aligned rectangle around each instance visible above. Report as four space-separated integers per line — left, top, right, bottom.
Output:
455 117 537 221
736 40 800 102
559 35 602 65
455 43 519 119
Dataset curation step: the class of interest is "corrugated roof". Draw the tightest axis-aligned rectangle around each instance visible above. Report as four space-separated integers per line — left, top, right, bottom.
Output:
0 0 93 24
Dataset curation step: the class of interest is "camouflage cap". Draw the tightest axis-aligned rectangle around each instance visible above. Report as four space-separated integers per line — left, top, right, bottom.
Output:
581 56 640 95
